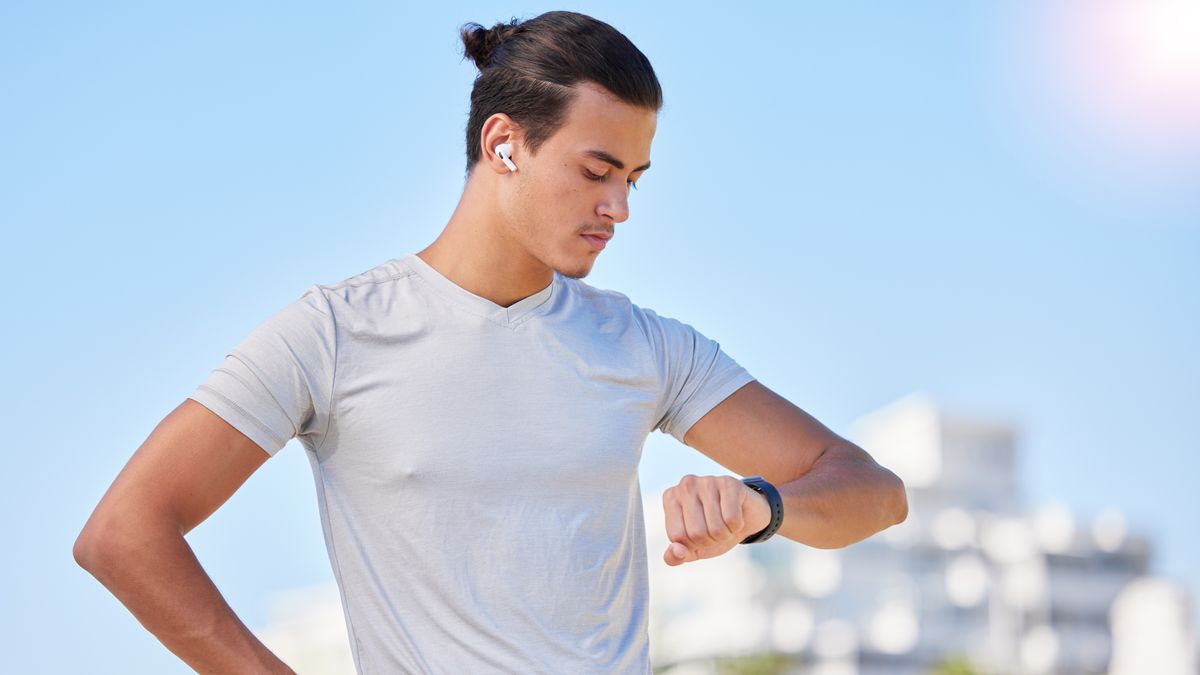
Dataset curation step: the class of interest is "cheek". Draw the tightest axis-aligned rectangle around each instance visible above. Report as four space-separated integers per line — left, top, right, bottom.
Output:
518 166 591 230
540 177 584 218
549 162 584 196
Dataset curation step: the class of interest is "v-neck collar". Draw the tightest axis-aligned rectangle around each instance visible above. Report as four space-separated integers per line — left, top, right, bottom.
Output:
399 252 557 328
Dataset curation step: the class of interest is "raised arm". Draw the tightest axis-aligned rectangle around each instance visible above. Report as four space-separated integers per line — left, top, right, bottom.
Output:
73 399 295 673
662 380 908 565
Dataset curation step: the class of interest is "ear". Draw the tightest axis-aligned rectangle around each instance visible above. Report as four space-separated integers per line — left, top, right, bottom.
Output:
479 113 523 176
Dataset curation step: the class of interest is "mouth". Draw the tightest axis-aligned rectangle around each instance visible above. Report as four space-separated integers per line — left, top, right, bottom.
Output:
582 234 609 251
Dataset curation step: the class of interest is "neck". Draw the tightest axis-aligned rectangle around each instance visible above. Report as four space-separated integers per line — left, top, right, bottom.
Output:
415 170 554 309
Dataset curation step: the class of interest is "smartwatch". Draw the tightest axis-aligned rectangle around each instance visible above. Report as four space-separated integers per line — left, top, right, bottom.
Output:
740 476 784 544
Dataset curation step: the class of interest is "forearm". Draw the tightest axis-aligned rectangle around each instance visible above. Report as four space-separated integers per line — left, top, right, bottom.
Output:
773 443 908 548
74 518 293 674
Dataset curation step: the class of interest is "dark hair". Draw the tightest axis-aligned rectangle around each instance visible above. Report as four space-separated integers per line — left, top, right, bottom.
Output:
459 10 663 174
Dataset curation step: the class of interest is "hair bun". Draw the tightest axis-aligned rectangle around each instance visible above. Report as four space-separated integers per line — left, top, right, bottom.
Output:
460 19 521 71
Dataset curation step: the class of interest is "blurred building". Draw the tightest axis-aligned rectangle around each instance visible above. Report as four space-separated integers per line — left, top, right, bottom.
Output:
647 392 1196 675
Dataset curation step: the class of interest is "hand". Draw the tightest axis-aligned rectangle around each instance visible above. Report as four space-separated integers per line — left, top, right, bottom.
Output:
661 474 772 566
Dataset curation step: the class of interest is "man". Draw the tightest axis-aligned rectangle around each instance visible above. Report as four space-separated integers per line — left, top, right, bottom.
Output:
74 10 907 673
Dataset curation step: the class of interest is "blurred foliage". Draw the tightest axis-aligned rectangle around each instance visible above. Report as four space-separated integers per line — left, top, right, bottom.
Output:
714 653 793 675
653 653 797 675
928 654 982 675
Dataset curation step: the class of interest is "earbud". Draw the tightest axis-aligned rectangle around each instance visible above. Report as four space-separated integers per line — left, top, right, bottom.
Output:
495 143 518 172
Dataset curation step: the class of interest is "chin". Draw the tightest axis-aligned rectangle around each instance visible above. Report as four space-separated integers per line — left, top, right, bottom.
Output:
553 257 595 280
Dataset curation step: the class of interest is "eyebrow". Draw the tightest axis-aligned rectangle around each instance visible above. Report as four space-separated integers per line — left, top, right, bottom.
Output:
584 149 651 173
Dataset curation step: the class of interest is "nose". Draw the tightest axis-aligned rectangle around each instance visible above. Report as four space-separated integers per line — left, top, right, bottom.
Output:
597 185 630 224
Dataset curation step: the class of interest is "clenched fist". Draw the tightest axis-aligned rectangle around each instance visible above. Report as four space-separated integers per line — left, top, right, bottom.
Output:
661 474 772 566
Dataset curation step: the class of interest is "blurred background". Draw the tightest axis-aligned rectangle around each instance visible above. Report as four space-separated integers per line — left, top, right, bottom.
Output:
2 1 1196 673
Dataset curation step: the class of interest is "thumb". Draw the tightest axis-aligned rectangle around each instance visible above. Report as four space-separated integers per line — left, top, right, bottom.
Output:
664 541 690 566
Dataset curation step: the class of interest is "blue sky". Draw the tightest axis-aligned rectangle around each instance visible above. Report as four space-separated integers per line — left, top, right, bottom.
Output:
2 2 1197 672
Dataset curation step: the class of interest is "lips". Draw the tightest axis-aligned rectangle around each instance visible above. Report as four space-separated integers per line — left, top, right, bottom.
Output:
582 234 608 251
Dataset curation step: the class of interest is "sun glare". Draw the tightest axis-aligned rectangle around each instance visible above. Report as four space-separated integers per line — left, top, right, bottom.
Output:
1040 0 1200 154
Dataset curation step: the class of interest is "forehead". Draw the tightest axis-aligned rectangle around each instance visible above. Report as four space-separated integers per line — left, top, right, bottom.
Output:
551 82 657 157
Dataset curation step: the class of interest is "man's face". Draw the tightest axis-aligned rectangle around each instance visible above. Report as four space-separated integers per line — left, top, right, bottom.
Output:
500 81 657 280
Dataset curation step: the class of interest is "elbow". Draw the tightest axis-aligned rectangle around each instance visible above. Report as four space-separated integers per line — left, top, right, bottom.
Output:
73 522 102 574
73 513 114 574
884 469 909 527
810 468 909 550
75 501 183 579
74 508 137 576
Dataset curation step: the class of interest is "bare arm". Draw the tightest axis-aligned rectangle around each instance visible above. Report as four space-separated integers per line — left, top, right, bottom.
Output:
660 380 908 566
73 399 295 673
680 380 907 549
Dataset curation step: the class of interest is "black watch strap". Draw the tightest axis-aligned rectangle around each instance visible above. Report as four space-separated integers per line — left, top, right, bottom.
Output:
739 476 784 544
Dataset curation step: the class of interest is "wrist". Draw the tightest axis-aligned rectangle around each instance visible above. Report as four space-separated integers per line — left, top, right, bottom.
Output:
739 476 784 544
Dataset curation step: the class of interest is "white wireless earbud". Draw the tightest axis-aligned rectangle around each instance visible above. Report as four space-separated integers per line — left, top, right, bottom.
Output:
495 143 518 172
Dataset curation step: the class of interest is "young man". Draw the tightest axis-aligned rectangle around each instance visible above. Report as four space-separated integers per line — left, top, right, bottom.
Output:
74 10 907 673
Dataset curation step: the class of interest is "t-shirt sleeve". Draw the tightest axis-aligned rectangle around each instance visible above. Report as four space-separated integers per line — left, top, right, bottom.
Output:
642 307 756 445
186 284 338 457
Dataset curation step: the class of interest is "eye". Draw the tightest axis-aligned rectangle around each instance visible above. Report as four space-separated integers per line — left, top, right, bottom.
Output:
585 169 639 191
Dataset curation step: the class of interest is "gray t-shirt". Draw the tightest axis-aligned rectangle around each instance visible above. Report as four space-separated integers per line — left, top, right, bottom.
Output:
188 252 756 673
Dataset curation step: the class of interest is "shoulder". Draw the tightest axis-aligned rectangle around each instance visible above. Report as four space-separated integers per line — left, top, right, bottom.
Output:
319 258 414 296
558 276 688 342
560 275 656 326
306 258 425 321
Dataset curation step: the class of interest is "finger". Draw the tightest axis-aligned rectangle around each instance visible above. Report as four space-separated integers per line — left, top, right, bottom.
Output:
663 490 689 549
681 489 715 549
718 479 746 537
700 480 735 543
664 540 689 566
664 501 693 566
